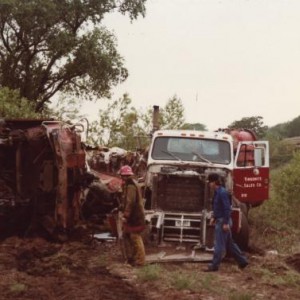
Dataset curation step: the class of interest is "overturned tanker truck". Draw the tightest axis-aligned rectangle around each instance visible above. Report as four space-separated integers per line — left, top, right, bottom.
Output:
0 118 93 240
143 106 269 261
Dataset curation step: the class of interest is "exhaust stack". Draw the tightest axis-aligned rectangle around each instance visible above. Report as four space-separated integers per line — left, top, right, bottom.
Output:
152 105 160 133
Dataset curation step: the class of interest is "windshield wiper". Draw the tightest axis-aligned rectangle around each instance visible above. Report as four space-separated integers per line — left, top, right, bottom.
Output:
192 151 213 164
162 150 182 161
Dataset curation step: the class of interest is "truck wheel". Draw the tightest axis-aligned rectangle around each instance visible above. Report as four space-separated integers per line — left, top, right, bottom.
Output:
233 212 249 251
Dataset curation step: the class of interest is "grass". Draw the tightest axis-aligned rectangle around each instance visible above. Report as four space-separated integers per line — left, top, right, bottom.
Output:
136 264 162 282
89 254 108 268
136 264 225 295
169 270 223 294
250 206 300 254
170 271 196 290
278 270 300 288
9 282 27 295
249 159 300 255
251 264 300 289
228 291 254 300
199 273 218 291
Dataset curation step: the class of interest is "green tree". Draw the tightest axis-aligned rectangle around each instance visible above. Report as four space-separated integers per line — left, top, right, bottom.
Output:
135 96 186 133
50 94 87 122
228 116 268 138
181 123 207 131
88 94 145 149
0 0 146 112
267 123 288 139
88 94 187 149
285 116 300 138
0 87 45 118
159 95 185 129
267 116 300 139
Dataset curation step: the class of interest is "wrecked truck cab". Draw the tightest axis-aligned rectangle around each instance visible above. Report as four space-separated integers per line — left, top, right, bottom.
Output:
0 118 89 239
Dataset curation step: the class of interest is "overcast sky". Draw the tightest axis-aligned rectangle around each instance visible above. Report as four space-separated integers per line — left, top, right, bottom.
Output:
92 0 300 131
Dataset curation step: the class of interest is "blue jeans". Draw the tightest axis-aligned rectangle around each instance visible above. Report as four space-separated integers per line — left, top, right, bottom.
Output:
210 218 248 270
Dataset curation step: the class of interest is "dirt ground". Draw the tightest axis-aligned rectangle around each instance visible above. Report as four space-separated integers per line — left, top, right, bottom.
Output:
0 233 299 300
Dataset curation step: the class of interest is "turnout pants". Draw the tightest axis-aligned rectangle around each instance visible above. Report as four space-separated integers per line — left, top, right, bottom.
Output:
123 232 145 266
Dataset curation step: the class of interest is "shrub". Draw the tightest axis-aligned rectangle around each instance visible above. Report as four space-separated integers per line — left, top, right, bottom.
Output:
272 152 300 228
249 152 300 252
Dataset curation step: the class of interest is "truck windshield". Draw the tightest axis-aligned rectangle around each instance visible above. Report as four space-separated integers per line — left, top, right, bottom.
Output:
151 137 231 164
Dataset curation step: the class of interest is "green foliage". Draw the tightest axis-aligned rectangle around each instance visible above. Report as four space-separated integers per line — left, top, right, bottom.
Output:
88 254 108 268
136 264 162 282
9 282 27 295
199 273 215 290
228 116 268 138
268 123 289 139
170 271 196 290
0 0 146 112
50 94 87 122
228 292 253 300
88 94 187 149
251 265 300 288
265 115 300 167
266 131 295 168
159 95 185 129
139 95 186 132
250 152 300 253
88 93 146 148
284 116 300 137
0 87 45 118
271 152 300 228
199 274 223 293
181 123 207 131
170 271 223 293
268 115 300 139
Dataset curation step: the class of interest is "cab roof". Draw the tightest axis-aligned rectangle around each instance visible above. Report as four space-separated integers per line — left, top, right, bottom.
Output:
152 129 233 141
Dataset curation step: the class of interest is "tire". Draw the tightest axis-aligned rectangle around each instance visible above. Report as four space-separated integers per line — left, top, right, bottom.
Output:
232 212 249 251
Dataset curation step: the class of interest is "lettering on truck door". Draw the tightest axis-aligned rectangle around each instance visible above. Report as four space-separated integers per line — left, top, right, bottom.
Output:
233 141 269 206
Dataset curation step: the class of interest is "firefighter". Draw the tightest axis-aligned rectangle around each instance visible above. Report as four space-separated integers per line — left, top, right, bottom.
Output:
119 165 146 266
205 173 248 272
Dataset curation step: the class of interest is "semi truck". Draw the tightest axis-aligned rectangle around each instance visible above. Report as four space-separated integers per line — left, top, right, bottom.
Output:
143 107 269 258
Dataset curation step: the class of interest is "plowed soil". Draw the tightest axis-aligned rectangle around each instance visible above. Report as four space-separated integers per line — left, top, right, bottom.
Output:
0 234 299 300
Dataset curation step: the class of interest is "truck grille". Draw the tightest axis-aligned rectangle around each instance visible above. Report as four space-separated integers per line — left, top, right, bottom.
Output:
153 174 205 212
162 213 202 243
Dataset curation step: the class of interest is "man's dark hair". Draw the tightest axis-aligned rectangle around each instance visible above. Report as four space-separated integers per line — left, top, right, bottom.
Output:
208 173 221 184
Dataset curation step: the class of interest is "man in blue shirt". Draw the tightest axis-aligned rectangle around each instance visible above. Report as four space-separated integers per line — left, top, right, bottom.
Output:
205 173 248 272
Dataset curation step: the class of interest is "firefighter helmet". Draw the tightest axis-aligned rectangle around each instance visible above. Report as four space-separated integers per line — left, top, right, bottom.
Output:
119 165 134 176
